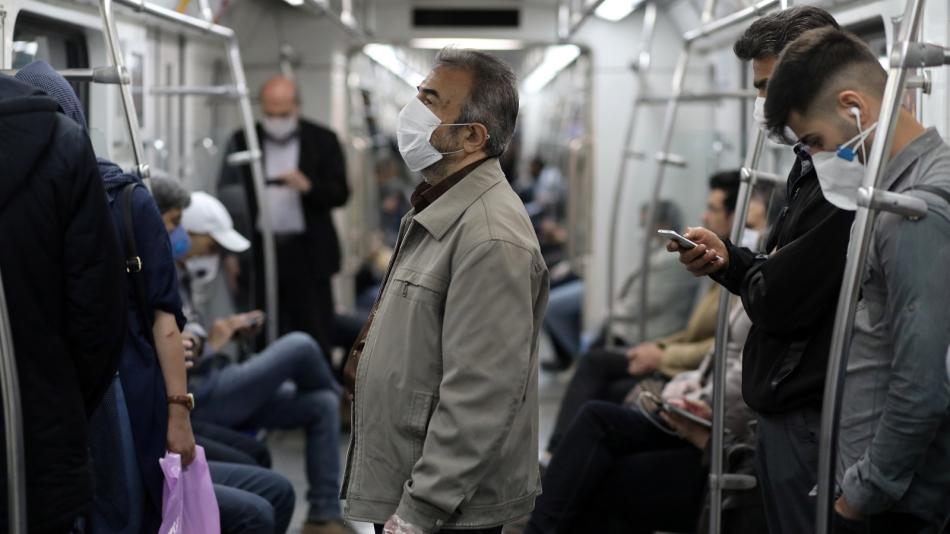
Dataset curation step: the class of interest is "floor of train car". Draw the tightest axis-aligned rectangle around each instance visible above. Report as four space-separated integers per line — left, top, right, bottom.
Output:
269 335 567 534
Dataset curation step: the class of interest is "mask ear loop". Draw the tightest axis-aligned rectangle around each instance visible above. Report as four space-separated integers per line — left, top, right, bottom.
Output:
434 123 491 155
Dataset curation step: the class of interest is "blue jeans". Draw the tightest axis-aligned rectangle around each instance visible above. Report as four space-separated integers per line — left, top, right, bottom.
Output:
193 332 343 522
211 461 296 534
543 280 585 361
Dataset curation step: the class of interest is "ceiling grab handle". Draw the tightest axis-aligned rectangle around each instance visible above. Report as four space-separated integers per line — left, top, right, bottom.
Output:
605 1 657 349
816 0 930 532
226 36 280 343
97 0 150 182
0 267 27 534
708 129 768 534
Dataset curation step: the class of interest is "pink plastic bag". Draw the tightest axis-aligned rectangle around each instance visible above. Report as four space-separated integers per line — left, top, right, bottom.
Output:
158 445 221 534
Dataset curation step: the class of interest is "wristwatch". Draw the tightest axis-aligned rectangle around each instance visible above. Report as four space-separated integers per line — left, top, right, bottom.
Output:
167 393 195 411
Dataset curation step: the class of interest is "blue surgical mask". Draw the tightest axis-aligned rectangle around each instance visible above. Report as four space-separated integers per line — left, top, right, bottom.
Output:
169 225 192 261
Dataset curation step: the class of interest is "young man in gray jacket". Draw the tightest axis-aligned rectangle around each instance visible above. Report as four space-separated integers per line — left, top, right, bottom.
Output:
765 27 950 531
341 49 549 534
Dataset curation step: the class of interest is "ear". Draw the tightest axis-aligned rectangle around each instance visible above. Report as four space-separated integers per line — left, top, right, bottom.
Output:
836 90 872 126
462 123 490 153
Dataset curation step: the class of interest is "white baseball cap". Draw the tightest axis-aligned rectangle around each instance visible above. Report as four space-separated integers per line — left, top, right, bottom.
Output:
181 191 251 253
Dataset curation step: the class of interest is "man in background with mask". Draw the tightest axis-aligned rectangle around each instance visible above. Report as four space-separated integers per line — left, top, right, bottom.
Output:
666 6 851 534
220 75 349 359
341 49 549 534
765 27 950 532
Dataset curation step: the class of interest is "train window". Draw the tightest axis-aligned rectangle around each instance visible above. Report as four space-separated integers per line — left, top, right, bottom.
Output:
13 12 90 113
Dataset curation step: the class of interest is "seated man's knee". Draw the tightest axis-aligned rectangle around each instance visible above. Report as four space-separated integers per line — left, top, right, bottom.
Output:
279 331 323 358
216 485 276 534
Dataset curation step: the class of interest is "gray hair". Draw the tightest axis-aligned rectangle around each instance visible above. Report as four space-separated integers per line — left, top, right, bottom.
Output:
434 48 519 157
149 176 191 214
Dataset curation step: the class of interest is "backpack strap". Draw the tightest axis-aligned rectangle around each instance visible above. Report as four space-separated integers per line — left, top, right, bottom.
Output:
120 182 155 352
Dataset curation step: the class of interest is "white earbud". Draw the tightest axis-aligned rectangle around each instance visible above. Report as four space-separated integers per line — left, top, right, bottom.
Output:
849 107 861 119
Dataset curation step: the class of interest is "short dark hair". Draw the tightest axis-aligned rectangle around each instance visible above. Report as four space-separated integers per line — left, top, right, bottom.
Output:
434 48 519 157
733 6 839 61
764 28 886 136
709 171 741 214
150 176 191 215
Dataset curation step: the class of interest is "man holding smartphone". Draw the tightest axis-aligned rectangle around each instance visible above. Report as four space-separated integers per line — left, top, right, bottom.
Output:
666 7 848 534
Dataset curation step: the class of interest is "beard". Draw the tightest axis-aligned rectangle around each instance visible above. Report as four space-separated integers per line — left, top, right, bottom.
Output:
421 130 463 184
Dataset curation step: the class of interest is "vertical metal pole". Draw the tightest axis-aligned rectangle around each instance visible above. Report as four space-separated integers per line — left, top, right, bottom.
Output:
0 268 27 534
708 128 766 534
226 36 279 343
1 6 7 70
605 1 657 348
98 0 150 180
815 0 925 532
637 0 718 342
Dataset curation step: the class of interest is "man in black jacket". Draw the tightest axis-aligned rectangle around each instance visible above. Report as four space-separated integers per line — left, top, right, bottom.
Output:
0 74 126 533
219 76 349 357
666 7 849 534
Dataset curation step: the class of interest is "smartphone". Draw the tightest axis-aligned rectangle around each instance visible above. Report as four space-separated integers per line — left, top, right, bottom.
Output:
661 401 713 429
657 229 698 250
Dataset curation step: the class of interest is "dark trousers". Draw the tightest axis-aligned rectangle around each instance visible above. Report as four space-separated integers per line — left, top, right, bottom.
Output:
546 349 642 453
755 407 821 534
211 461 296 534
276 235 335 359
527 401 706 534
373 525 502 534
194 420 272 468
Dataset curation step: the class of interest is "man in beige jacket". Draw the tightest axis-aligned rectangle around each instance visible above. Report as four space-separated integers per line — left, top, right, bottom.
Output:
341 49 550 534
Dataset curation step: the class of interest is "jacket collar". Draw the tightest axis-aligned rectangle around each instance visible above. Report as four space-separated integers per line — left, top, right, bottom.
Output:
412 158 504 240
881 127 943 192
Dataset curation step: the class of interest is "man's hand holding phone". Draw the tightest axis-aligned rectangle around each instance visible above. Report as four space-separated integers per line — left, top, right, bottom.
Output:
664 227 729 276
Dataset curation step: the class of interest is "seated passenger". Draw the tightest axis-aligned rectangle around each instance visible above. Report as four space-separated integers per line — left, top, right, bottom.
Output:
151 177 299 534
154 183 349 534
523 299 760 534
0 69 125 534
543 171 741 458
542 200 698 368
765 27 950 531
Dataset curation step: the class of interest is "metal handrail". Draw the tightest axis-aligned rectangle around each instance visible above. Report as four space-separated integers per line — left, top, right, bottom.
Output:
558 0 607 40
605 1 657 349
708 127 769 534
565 136 591 276
816 0 932 531
637 90 757 103
99 0 149 180
0 267 26 534
683 0 780 43
104 0 280 342
0 66 127 84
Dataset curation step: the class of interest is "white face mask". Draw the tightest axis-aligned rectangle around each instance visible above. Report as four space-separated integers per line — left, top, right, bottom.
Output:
753 96 798 146
185 254 220 286
396 97 473 173
262 115 298 142
740 227 762 250
811 115 878 211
